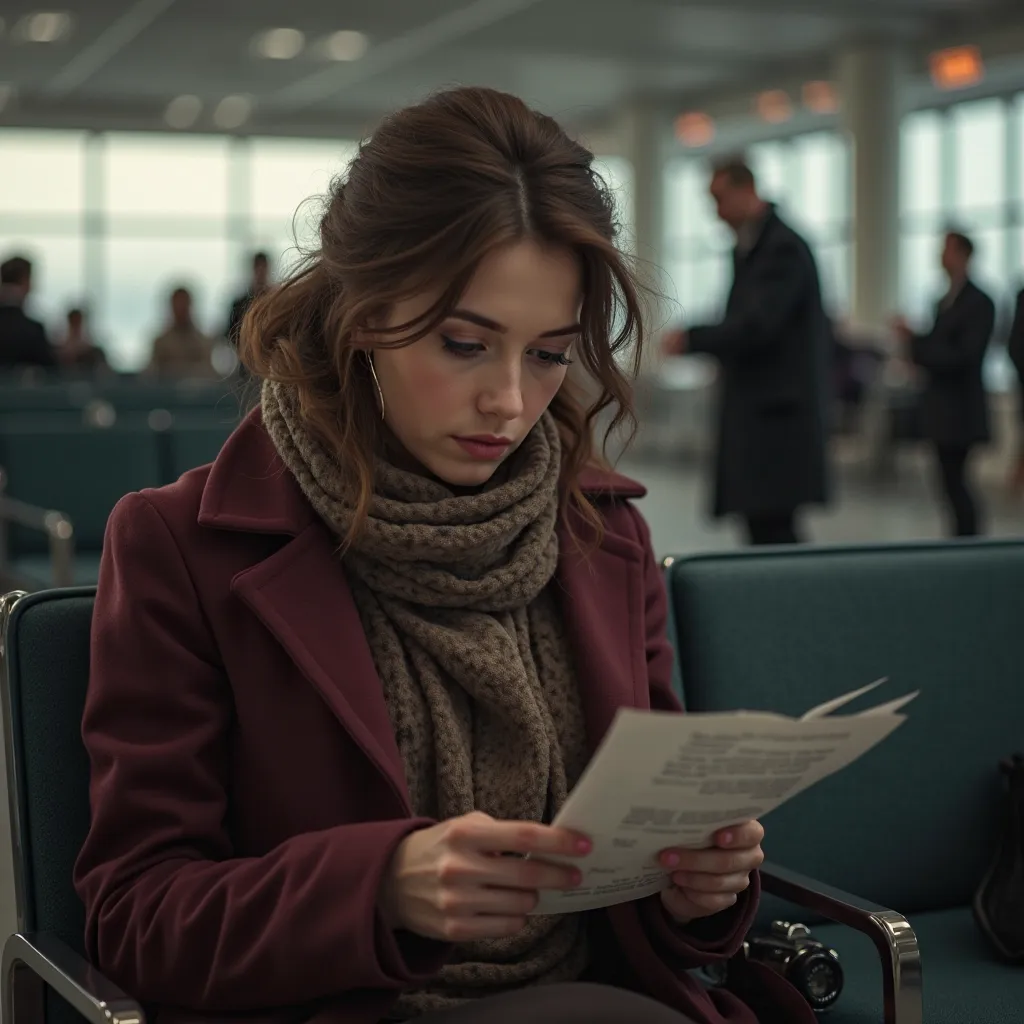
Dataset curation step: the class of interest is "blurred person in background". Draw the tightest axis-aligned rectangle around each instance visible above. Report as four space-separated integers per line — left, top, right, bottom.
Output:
226 251 273 346
662 158 830 545
1006 283 1024 492
148 285 216 378
0 255 56 371
57 307 109 374
893 231 994 537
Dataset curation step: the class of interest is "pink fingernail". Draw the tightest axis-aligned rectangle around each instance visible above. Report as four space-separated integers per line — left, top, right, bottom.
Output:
720 831 734 846
575 838 592 855
664 852 681 868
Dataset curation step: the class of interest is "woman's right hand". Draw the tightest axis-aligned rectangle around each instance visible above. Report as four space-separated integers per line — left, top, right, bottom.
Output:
378 811 591 942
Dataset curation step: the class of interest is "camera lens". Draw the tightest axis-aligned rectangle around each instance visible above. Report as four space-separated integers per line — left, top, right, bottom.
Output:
788 951 844 1011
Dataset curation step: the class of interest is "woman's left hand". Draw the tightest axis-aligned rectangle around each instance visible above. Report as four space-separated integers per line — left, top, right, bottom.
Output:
658 820 765 926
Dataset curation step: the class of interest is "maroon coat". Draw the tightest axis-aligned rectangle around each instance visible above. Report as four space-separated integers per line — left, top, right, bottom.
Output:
74 411 814 1024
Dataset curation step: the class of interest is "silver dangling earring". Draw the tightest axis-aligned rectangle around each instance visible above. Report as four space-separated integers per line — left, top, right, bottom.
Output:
366 351 385 420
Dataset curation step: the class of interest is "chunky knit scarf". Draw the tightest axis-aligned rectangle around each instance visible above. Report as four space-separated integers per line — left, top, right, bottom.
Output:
261 380 591 1017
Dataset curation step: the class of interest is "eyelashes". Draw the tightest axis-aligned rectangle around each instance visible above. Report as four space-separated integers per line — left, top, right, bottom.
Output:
441 336 574 367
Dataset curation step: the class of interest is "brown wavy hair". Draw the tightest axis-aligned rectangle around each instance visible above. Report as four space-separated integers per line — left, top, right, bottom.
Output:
239 86 646 544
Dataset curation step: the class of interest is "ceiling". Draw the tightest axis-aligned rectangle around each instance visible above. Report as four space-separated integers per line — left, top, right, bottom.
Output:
0 0 1019 137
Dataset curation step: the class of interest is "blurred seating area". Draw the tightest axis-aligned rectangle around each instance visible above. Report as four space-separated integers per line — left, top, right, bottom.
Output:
0 373 246 591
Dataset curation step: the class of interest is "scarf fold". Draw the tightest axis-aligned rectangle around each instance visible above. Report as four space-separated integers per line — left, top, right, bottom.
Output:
261 380 591 1017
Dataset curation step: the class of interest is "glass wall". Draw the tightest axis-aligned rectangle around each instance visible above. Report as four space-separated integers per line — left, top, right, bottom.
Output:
0 130 636 371
899 96 1024 331
0 130 358 369
663 130 851 325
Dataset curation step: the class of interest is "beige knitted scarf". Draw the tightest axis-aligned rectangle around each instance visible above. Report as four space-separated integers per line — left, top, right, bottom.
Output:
261 380 591 1017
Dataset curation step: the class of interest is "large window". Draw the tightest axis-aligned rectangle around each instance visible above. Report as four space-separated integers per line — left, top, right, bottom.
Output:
1 131 634 370
663 131 851 325
0 130 359 369
899 99 1021 326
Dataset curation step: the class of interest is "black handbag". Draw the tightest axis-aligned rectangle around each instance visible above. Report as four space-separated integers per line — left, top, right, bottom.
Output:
973 754 1024 962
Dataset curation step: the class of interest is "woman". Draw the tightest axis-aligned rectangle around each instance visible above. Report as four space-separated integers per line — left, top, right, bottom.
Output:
74 88 813 1024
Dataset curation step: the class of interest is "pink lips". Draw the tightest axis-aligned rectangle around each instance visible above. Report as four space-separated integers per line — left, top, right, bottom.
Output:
453 435 512 461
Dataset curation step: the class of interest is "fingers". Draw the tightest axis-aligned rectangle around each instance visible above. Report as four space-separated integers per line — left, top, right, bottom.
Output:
435 848 581 893
670 870 752 896
659 844 764 875
446 813 591 860
665 886 740 917
713 820 765 850
437 914 531 942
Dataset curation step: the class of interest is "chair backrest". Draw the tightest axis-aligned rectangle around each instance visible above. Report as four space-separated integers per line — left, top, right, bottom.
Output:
165 419 237 481
2 588 95 949
0 425 163 552
665 542 1024 916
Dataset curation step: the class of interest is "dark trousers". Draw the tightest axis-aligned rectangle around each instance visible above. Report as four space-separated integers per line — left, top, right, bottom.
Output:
744 511 800 546
934 444 981 537
418 983 699 1023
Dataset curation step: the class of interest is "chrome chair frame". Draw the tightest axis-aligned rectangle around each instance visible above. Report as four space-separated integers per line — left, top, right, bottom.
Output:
0 589 145 1024
0 472 75 588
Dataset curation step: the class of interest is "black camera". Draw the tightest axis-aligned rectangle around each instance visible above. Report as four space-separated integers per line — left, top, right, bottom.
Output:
745 921 844 1013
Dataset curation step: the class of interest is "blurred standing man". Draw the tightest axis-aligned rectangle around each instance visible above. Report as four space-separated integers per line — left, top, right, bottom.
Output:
663 158 830 545
893 231 994 537
0 255 56 370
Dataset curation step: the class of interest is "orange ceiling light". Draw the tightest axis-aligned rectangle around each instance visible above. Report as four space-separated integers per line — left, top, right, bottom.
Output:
756 89 793 124
675 112 715 148
930 46 984 90
802 80 838 115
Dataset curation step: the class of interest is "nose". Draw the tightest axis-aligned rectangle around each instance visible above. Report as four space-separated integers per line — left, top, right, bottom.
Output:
477 358 524 423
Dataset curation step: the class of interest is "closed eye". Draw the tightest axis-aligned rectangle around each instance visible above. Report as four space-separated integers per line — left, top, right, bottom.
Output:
532 349 574 367
441 336 484 358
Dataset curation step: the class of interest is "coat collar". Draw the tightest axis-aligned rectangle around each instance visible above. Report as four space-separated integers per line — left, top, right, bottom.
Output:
199 406 646 536
206 408 649 817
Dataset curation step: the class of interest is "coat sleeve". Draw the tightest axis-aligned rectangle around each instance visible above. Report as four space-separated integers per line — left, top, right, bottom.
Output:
911 291 995 374
603 504 758 973
688 238 809 359
74 492 450 1011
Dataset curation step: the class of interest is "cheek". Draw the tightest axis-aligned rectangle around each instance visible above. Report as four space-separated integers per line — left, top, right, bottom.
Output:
526 367 568 414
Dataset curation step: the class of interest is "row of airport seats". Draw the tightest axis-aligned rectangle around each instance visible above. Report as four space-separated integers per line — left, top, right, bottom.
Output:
0 376 250 590
2 543 1023 1024
665 544 1024 1024
0 544 1022 1024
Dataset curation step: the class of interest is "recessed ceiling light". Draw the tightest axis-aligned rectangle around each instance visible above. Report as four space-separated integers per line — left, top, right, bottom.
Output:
324 29 368 62
16 11 72 43
253 27 305 60
165 95 203 130
213 94 253 130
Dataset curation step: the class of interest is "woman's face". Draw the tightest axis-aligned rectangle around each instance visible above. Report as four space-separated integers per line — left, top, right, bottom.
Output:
370 239 581 488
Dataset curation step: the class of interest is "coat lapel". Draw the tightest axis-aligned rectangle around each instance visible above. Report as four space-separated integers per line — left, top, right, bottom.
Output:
555 521 647 751
230 522 413 815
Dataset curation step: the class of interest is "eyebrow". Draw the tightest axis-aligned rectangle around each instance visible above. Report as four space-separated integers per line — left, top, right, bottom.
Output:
448 308 581 339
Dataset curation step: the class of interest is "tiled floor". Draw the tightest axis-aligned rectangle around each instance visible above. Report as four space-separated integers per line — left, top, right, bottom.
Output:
621 450 1024 559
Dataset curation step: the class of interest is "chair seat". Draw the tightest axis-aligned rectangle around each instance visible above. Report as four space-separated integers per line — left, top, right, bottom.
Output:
11 553 104 590
810 907 1024 1024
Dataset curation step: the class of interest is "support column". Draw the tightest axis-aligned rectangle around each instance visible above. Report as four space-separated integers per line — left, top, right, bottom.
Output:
611 101 668 374
836 44 905 334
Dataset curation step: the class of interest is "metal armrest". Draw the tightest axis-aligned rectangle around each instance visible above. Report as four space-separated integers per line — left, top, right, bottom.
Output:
2 933 145 1024
761 861 922 1024
0 470 75 587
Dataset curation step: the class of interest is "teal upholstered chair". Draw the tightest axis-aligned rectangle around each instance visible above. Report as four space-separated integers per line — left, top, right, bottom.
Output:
663 541 1024 1024
0 588 144 1024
